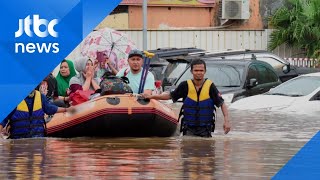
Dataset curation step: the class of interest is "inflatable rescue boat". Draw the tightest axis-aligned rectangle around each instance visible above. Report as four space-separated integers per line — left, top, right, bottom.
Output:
46 94 178 137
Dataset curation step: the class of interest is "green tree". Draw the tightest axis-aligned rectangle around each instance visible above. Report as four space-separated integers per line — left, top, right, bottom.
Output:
268 0 320 58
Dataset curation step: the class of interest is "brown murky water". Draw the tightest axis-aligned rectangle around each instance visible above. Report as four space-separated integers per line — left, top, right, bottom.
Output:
0 109 318 179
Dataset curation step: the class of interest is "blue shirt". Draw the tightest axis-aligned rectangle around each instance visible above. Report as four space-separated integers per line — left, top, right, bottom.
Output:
0 94 58 127
117 68 155 94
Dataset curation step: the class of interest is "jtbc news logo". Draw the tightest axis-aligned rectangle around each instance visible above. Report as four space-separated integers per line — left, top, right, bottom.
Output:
15 15 59 53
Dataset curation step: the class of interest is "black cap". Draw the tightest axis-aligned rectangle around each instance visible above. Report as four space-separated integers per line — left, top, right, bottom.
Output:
128 49 143 58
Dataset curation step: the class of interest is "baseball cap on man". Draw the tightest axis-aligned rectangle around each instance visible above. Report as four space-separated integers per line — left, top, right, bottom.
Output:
128 49 143 58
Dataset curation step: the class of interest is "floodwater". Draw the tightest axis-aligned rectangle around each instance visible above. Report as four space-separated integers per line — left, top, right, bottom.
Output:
0 108 319 179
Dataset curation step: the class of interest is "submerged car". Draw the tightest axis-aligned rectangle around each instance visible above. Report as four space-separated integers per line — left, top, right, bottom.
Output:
170 58 282 103
230 72 320 114
190 49 320 82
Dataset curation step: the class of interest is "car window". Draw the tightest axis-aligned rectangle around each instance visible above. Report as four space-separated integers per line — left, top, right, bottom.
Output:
176 64 244 87
247 66 258 82
257 57 284 69
255 65 278 84
221 54 249 59
150 65 166 81
268 76 320 96
312 91 320 101
166 63 188 78
266 67 279 82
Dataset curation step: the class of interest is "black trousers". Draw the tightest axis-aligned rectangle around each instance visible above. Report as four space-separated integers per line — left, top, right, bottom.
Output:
182 126 212 137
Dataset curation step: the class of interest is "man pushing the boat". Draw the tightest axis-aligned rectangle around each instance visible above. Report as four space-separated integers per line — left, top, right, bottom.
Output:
0 90 74 139
141 59 231 137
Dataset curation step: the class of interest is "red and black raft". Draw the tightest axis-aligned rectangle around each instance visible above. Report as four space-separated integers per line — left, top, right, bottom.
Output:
46 94 178 137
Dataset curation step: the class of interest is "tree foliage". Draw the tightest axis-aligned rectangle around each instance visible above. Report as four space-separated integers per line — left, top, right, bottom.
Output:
268 0 320 58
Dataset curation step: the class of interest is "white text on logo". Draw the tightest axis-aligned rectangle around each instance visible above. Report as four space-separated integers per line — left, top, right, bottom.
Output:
15 15 59 53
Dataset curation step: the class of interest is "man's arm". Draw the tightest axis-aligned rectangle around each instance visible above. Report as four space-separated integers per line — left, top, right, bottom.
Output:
142 81 187 100
142 92 172 100
221 103 231 134
143 89 153 95
42 95 73 114
210 83 231 134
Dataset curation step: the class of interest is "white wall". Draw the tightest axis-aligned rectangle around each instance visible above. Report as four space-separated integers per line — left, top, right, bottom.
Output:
60 29 305 76
121 30 267 52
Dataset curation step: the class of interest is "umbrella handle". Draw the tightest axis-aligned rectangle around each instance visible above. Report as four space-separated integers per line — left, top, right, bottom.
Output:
108 44 115 58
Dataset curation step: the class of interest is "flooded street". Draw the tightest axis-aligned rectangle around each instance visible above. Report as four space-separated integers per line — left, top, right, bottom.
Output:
0 109 319 179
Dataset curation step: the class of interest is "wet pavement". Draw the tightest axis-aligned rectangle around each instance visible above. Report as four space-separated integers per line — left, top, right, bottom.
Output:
0 109 319 179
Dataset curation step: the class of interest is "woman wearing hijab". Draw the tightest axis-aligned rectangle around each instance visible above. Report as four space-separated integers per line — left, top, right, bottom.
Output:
96 51 118 78
69 57 100 93
55 59 77 106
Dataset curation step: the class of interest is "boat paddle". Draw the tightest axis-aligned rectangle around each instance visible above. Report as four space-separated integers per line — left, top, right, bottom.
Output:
138 51 155 94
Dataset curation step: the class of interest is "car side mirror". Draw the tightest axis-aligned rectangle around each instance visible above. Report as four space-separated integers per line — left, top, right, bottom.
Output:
247 78 258 88
282 64 290 74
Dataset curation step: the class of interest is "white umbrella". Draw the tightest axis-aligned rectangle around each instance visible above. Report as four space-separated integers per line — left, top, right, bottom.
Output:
80 27 137 71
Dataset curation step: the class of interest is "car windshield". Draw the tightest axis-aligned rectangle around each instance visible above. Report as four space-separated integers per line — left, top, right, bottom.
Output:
176 64 244 87
150 65 167 81
150 62 188 81
267 76 320 96
166 63 188 78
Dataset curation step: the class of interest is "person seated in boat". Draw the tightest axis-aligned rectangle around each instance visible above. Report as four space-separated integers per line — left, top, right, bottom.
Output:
69 57 100 94
36 72 60 122
55 59 77 107
95 51 118 78
141 59 231 138
36 72 59 103
0 90 72 139
116 49 155 95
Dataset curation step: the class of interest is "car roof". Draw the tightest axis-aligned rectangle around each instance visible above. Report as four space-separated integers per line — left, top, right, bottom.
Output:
158 49 269 62
191 49 272 57
203 59 273 69
186 49 290 63
149 47 205 59
203 59 250 65
200 58 276 69
300 72 320 77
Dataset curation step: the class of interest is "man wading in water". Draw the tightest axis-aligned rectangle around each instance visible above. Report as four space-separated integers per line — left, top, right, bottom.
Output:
142 59 231 137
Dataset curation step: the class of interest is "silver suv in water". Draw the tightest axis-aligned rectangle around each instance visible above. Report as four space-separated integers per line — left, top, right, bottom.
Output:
190 49 296 82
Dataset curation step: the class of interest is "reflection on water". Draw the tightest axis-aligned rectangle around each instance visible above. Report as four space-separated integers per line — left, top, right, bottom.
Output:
0 110 318 179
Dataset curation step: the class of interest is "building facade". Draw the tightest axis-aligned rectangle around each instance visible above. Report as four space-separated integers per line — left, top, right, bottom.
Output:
96 0 275 30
